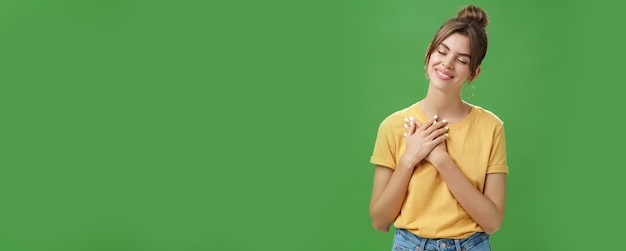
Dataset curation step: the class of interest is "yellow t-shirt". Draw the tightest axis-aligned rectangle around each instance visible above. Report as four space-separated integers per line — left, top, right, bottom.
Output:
370 102 508 238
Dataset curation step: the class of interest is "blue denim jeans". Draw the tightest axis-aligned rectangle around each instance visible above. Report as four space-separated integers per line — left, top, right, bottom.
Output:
392 228 491 251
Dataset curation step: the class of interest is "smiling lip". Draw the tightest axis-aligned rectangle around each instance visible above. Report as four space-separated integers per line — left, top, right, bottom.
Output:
435 69 454 80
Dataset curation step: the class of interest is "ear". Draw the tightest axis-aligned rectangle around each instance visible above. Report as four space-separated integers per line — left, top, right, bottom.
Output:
469 66 481 81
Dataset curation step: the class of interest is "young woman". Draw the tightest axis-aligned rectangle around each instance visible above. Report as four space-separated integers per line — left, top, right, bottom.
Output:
369 5 507 251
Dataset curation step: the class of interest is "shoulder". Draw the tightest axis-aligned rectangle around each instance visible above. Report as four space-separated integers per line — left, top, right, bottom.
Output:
471 105 504 127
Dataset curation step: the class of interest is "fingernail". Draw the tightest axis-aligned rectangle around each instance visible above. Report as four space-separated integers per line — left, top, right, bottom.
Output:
434 115 438 119
403 133 407 137
445 126 449 130
404 117 409 122
442 119 447 123
410 116 414 121
445 133 449 137
404 124 409 129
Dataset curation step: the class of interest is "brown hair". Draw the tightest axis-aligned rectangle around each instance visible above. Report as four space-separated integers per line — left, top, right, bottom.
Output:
424 5 489 80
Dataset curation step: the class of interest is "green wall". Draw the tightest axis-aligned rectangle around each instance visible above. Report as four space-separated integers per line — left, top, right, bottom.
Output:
1 0 624 250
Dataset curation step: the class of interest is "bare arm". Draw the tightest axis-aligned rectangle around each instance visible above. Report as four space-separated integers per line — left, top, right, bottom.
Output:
369 162 414 232
431 155 506 234
369 117 448 232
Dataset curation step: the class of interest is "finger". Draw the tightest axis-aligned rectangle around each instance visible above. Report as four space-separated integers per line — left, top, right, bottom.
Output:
403 117 416 136
408 118 417 135
427 126 449 140
423 116 440 134
431 132 449 145
411 116 423 128
416 118 434 132
403 117 414 135
425 118 448 135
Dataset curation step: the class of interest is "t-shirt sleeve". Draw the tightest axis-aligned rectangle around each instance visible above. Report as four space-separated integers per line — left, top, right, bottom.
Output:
370 118 398 169
486 123 508 174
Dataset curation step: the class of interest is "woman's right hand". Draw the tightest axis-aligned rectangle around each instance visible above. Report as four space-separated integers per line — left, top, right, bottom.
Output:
400 116 449 168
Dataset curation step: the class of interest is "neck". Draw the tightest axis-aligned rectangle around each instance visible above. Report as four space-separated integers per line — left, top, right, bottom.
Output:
419 85 470 122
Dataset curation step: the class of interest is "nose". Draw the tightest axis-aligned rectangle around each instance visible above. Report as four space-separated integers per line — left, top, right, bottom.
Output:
442 55 455 69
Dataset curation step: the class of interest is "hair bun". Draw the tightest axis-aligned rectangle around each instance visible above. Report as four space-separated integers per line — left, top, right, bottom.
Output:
457 5 489 28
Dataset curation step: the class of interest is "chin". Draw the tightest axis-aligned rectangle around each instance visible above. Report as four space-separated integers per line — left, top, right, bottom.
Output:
430 80 461 93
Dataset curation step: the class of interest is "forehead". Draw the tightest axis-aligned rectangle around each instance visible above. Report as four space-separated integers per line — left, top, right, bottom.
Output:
439 33 471 54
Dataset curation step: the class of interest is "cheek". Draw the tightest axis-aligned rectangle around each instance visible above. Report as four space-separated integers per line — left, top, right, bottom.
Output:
429 53 442 62
427 54 441 67
460 66 473 76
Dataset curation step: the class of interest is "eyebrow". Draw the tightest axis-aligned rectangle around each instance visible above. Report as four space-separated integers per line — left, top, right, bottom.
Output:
440 43 471 59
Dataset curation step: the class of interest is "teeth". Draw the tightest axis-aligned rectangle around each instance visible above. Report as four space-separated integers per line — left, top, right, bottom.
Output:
437 69 451 78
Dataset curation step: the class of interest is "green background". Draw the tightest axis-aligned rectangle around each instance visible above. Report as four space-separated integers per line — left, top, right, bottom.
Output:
1 0 624 250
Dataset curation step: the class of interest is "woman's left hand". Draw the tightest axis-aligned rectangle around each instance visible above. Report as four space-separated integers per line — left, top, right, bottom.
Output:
425 119 450 166
425 140 448 166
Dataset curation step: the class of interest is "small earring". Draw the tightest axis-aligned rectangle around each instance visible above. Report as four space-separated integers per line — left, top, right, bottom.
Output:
464 82 475 99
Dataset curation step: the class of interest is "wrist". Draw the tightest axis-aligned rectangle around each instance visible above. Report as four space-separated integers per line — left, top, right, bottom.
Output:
431 155 452 169
398 155 420 171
